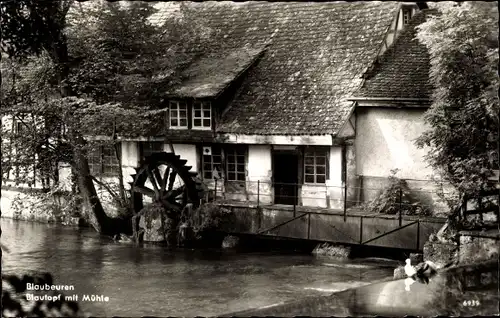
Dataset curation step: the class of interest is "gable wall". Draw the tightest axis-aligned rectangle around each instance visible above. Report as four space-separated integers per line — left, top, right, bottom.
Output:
356 107 432 179
354 107 449 213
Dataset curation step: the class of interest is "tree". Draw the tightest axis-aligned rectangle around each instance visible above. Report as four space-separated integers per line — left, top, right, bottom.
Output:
1 0 113 233
1 0 217 235
415 2 499 205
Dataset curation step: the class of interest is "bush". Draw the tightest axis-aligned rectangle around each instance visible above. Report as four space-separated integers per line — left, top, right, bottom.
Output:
10 185 81 223
312 243 351 258
194 203 234 234
361 169 431 216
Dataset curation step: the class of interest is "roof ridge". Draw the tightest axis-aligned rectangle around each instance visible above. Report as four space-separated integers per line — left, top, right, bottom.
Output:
364 9 432 81
354 8 436 100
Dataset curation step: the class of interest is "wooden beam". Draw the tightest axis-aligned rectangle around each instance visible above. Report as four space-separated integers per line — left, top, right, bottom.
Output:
219 134 334 146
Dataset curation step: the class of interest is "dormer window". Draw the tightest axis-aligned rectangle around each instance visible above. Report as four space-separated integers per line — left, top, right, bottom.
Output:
402 8 412 25
169 101 188 129
193 101 211 129
168 99 213 130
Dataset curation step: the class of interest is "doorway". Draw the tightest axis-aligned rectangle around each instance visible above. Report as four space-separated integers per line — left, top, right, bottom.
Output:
272 151 299 205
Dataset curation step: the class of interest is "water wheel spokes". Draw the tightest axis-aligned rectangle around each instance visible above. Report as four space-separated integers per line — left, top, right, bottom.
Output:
130 152 205 215
133 184 156 199
145 164 161 198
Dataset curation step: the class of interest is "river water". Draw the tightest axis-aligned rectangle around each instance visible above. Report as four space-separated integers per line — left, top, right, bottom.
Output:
1 218 397 317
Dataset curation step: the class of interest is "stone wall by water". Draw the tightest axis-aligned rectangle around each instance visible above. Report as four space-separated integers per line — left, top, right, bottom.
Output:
2 181 123 225
1 186 80 225
458 230 499 265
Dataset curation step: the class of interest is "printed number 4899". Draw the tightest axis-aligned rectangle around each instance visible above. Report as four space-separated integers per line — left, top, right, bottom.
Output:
463 300 480 307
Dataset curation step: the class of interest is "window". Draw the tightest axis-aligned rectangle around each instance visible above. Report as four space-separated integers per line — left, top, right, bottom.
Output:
102 145 120 175
226 147 246 181
193 101 212 129
169 101 188 128
141 141 164 161
202 146 222 180
304 149 328 184
15 121 23 134
88 144 121 176
88 147 103 176
402 8 412 25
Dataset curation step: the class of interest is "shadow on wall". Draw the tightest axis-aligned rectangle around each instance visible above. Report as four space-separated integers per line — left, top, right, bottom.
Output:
350 175 452 215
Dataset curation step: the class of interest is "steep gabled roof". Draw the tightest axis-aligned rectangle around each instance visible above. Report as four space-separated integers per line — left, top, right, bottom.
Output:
355 9 437 100
187 1 401 135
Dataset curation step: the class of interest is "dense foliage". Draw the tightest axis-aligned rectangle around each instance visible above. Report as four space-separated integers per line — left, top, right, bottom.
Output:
362 169 431 216
1 1 217 234
415 2 499 203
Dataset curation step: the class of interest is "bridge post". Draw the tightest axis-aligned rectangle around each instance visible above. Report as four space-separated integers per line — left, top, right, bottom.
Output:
293 183 296 217
399 188 403 227
214 178 218 200
307 213 311 239
360 216 363 244
416 219 420 251
257 180 260 207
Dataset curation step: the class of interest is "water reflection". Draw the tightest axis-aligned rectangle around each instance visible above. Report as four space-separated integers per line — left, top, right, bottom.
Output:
1 218 395 317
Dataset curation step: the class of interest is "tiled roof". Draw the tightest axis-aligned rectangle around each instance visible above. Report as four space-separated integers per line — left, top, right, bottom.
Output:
165 46 266 98
355 9 436 100
186 1 400 135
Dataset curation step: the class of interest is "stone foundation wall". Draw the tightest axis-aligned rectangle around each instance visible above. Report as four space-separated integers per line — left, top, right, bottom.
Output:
1 186 80 225
458 231 500 265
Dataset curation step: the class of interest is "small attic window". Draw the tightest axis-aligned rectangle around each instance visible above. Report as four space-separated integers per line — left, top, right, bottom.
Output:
403 8 412 25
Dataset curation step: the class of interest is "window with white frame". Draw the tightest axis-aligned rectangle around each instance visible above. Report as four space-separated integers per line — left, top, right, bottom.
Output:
304 149 328 184
169 101 188 128
226 147 246 181
201 146 222 180
192 101 211 129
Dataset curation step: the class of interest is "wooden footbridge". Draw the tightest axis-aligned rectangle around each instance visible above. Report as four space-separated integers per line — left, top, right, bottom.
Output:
195 177 499 251
213 201 446 251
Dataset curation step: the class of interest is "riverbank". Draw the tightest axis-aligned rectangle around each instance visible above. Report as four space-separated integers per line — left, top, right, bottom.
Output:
1 218 398 317
223 259 499 317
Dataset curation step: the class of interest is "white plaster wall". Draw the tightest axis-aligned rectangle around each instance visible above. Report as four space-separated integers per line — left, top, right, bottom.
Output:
354 108 452 212
356 108 434 180
337 113 355 138
121 141 139 190
121 141 140 167
248 145 272 181
172 144 198 173
247 145 272 204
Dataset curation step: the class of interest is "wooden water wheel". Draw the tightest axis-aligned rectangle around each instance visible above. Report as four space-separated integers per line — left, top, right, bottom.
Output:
129 152 205 217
